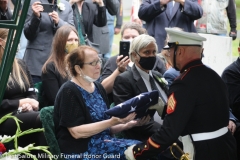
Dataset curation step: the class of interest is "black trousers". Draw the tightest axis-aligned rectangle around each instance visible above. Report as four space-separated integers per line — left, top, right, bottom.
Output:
234 122 240 160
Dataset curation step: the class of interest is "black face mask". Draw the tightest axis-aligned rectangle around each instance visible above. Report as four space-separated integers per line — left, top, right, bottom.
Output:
136 52 156 70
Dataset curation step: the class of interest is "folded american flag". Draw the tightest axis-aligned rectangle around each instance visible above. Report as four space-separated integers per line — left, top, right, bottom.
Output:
105 90 159 119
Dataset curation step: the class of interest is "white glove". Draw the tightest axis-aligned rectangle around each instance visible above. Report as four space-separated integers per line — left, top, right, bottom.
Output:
124 145 136 160
148 97 165 116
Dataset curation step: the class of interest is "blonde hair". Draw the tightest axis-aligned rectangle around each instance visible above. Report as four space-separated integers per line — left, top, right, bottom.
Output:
129 34 158 62
0 28 30 91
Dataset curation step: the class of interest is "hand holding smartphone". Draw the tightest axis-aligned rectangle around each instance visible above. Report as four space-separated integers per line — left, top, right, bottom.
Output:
41 3 54 13
119 41 130 60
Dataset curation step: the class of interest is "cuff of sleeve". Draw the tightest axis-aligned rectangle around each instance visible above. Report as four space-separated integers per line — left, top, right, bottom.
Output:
13 99 20 108
98 6 106 11
153 1 166 11
115 25 122 29
133 138 160 159
30 14 41 27
230 28 237 32
229 118 236 123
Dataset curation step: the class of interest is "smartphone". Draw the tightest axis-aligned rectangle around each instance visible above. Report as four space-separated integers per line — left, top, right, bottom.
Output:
41 3 54 13
119 41 130 60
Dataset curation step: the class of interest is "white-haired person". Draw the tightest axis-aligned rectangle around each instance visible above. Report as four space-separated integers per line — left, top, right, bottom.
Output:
125 28 237 160
101 22 166 105
113 34 168 141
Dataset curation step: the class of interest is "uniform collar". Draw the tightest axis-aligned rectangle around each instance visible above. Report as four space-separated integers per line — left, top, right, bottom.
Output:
180 59 203 73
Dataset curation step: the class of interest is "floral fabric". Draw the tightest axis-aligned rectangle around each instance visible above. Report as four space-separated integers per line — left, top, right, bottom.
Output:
63 84 140 160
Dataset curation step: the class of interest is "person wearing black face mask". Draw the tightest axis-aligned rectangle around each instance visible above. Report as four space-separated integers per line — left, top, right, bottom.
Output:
125 28 237 160
113 34 168 143
113 34 176 159
135 51 156 70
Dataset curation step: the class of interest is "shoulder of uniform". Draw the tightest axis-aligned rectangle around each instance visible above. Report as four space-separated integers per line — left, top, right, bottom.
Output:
175 68 189 81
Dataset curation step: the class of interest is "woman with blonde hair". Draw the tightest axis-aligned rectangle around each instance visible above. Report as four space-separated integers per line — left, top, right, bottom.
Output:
0 28 46 150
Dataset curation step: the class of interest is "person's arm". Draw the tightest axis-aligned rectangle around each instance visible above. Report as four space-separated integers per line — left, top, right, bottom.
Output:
11 59 39 111
138 0 166 22
180 0 203 20
24 1 42 41
227 0 237 40
128 82 196 159
68 113 136 139
113 73 134 105
104 0 120 15
1 99 20 112
131 0 142 25
163 71 175 88
110 116 151 134
93 0 107 27
101 56 129 94
228 108 238 134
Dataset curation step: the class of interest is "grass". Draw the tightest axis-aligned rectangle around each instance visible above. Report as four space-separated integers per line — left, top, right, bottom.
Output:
232 4 240 56
112 8 240 57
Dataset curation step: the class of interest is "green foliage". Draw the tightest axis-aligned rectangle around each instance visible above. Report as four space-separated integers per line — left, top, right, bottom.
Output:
0 113 53 160
232 5 240 57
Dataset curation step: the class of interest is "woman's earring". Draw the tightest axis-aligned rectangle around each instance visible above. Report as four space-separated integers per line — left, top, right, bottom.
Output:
79 74 82 77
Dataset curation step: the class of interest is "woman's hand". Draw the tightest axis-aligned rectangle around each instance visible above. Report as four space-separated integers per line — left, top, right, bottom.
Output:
135 115 151 126
92 0 104 6
117 55 130 73
21 103 33 112
19 98 39 112
123 116 151 130
49 11 59 25
32 1 43 18
111 113 137 125
28 99 39 111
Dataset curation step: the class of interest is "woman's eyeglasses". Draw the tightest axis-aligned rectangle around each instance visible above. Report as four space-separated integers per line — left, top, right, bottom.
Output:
83 58 102 66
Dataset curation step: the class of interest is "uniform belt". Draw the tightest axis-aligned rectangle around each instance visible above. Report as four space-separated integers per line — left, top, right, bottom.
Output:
191 127 228 141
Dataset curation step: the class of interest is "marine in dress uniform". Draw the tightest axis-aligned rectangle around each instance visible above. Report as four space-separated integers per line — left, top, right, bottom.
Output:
125 28 237 160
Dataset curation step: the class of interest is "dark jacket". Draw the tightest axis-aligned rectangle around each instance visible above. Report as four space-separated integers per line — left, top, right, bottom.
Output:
113 64 168 106
41 62 68 107
112 64 167 141
133 59 237 160
91 0 121 55
24 0 74 76
54 81 109 153
222 57 240 120
102 55 166 104
0 59 37 117
72 2 107 42
139 0 202 50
